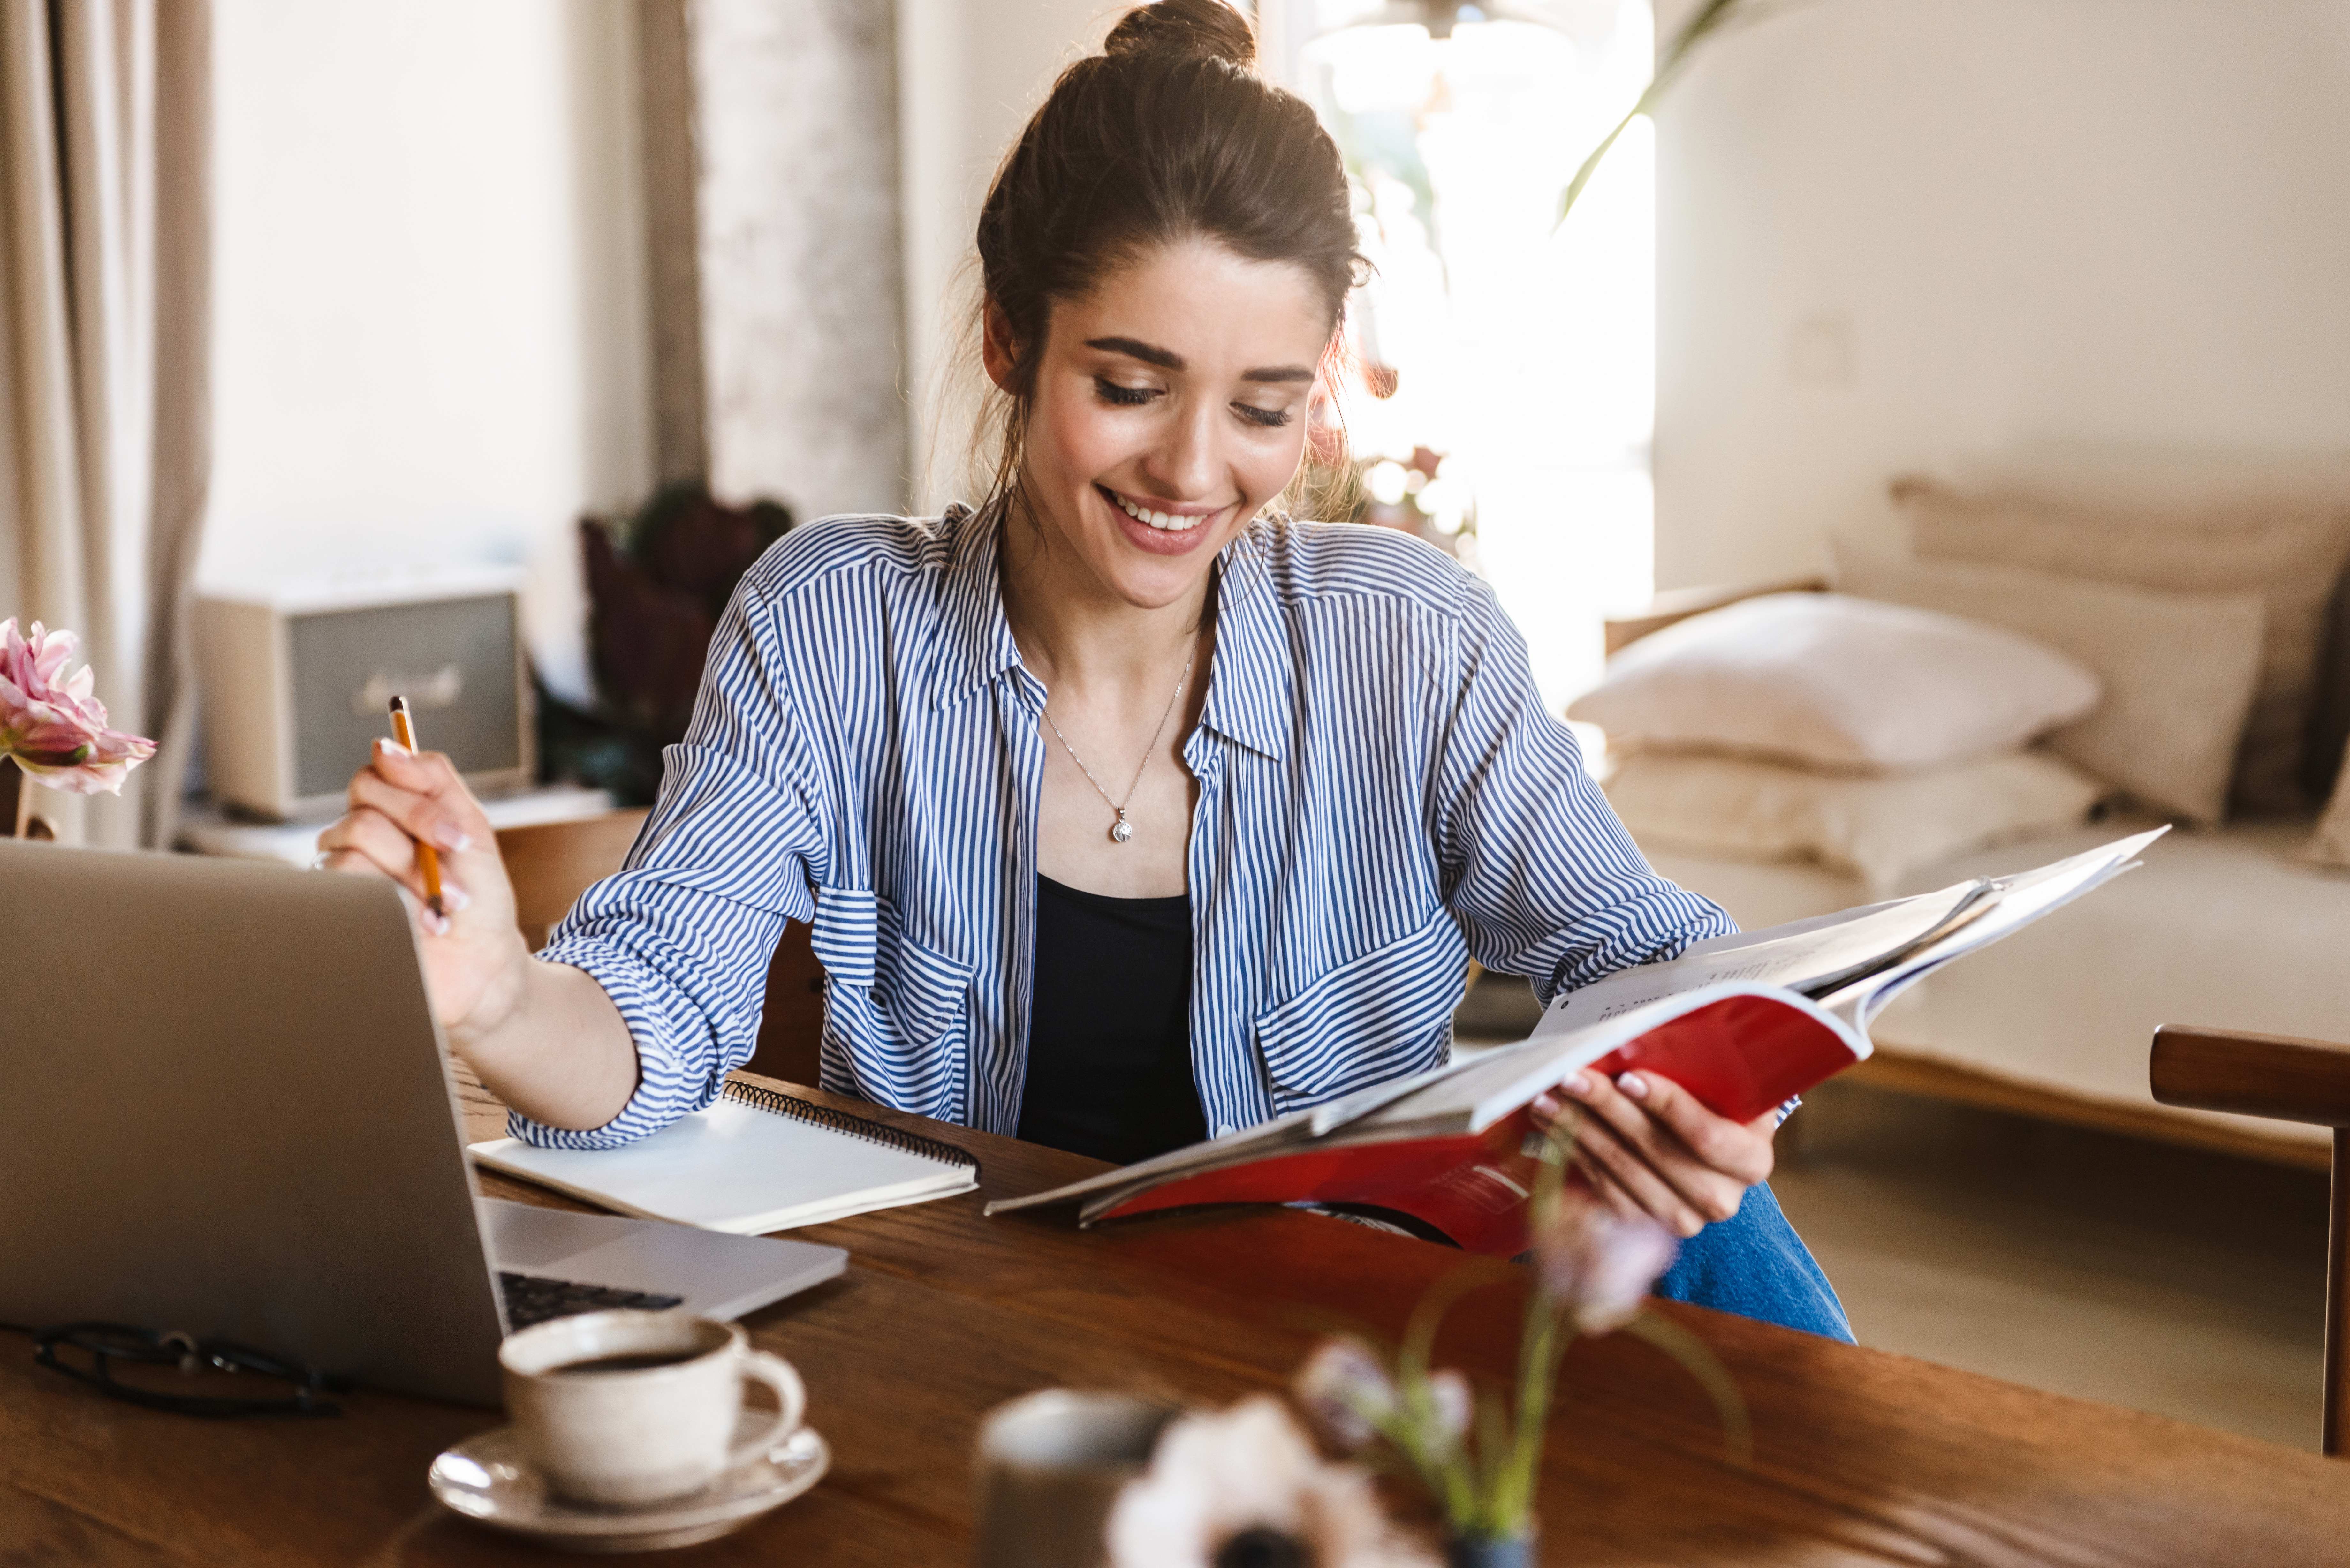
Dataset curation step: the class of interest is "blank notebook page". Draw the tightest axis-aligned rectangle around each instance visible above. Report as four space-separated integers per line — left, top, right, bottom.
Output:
470 1084 979 1235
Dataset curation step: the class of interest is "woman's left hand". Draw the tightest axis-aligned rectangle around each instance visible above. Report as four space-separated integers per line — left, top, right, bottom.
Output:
1529 1069 1777 1238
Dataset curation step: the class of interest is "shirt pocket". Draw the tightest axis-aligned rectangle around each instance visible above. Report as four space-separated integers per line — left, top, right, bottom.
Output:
808 884 975 1114
1252 909 1467 1117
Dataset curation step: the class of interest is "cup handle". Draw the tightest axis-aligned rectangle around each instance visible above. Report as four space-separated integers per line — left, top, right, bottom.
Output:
724 1350 807 1472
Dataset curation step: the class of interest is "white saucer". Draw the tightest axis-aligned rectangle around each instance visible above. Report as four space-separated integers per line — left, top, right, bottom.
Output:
428 1414 830 1553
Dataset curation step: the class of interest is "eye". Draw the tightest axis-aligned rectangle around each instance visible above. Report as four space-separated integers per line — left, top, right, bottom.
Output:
1093 377 1156 407
1232 403 1291 429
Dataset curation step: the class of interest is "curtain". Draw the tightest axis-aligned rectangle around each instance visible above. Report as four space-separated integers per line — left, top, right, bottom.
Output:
0 0 210 849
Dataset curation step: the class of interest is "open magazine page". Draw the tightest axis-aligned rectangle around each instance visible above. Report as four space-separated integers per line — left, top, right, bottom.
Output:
1521 881 1985 1039
1295 882 1981 1137
1340 982 1866 1138
1816 825 2167 1028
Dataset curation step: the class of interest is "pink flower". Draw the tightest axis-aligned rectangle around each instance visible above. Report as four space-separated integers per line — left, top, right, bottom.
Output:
1532 1192 1680 1335
1421 1368 1472 1458
1293 1337 1398 1452
0 619 157 796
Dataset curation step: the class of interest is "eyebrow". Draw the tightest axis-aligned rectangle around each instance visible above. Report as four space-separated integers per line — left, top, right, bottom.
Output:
1085 336 1315 386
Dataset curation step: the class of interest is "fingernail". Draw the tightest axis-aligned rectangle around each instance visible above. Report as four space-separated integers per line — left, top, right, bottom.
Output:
1531 1092 1560 1115
1616 1072 1648 1100
432 822 471 853
1559 1070 1591 1095
439 881 472 912
422 908 451 936
377 737 411 758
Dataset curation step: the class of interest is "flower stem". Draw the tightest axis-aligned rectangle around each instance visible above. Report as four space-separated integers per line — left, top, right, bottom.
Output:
10 760 30 840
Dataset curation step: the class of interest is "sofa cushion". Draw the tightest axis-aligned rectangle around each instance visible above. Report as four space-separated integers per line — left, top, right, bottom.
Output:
1603 749 2103 891
2301 734 2350 869
2306 570 2350 801
1833 542 2265 826
1566 592 2100 772
1892 473 2350 813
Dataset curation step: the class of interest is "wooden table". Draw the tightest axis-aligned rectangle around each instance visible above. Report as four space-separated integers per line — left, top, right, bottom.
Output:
5 1073 2346 1565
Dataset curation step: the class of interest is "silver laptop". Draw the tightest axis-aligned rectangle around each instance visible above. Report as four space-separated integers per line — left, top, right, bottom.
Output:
0 839 844 1406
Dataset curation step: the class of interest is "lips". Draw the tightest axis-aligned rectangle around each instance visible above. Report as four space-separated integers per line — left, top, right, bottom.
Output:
1095 485 1226 559
1100 485 1211 532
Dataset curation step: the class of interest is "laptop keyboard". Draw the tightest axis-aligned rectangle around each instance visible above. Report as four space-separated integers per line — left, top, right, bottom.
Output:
498 1271 685 1331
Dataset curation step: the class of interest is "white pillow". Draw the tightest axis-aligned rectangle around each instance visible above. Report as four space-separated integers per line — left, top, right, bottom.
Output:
1567 592 2100 772
1891 471 2350 812
1833 542 2267 826
1603 750 2106 891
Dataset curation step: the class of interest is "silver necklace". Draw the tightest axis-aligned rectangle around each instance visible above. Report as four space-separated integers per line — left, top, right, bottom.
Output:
1041 651 1197 844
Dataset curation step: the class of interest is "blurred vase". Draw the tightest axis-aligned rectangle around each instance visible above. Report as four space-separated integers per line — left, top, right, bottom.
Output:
1447 1527 1535 1568
973 1389 1179 1568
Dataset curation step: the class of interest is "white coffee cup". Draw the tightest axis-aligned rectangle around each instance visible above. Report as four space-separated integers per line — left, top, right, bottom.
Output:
972 1390 1179 1568
499 1309 805 1509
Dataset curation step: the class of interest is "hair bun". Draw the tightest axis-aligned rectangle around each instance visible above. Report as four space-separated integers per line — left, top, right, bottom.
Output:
1104 0 1256 70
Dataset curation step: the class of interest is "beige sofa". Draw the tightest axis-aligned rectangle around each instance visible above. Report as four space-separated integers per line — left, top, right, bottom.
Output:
1604 579 2346 1167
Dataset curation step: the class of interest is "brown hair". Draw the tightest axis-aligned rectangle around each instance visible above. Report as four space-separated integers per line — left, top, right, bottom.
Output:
968 0 1367 516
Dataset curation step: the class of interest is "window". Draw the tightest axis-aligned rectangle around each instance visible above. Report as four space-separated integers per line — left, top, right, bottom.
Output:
1270 1 1656 704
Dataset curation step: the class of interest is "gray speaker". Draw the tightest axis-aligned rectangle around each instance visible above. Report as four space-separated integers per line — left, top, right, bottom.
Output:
195 569 534 820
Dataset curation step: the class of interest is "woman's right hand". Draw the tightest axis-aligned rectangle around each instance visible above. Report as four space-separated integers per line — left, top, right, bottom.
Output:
315 739 531 1045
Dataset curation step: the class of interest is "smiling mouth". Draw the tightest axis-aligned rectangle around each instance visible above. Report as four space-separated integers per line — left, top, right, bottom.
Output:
1099 485 1216 533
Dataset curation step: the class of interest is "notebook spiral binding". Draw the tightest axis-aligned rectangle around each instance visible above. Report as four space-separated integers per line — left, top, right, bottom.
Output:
722 1081 981 1175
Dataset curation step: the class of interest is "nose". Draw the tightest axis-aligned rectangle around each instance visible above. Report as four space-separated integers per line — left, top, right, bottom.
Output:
1137 394 1223 502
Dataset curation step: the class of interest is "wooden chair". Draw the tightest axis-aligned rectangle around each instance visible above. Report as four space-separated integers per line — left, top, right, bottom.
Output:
493 810 826 1088
2150 1024 2350 1455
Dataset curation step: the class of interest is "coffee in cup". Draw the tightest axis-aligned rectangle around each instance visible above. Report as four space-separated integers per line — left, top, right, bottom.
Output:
499 1309 805 1509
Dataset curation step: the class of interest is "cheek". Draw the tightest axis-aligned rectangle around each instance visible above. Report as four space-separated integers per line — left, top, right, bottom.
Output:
1244 429 1309 504
1032 386 1129 482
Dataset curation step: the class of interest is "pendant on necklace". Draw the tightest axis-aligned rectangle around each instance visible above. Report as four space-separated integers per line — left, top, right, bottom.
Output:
1109 812 1134 845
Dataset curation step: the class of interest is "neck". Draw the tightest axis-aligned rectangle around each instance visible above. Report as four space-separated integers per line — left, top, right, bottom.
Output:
997 489 1212 692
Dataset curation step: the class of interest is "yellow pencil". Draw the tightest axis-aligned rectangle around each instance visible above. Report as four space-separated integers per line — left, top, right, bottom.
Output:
386 696 445 918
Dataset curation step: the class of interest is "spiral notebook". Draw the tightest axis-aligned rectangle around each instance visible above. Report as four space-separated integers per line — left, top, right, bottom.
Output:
470 1081 981 1235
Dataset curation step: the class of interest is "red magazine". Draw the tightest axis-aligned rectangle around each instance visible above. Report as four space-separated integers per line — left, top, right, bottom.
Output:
987 829 2162 1255
1082 991 1858 1255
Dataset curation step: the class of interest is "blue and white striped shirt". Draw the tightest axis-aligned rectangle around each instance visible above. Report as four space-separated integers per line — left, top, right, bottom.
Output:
523 504 1732 1150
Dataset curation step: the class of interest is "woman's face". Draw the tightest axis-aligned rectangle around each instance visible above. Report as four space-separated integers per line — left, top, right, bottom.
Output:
990 236 1332 611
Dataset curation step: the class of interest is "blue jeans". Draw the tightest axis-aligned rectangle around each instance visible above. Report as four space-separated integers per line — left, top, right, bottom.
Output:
1651 1181 1854 1342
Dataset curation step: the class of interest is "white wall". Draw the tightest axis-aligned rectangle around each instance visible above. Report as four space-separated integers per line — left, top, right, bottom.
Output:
201 0 651 705
1653 0 2350 591
895 0 1116 510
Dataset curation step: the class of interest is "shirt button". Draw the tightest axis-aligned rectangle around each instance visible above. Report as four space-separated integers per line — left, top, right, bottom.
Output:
1214 1123 1233 1137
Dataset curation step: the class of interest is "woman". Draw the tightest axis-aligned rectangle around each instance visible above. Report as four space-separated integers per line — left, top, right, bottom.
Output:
321 0 1847 1338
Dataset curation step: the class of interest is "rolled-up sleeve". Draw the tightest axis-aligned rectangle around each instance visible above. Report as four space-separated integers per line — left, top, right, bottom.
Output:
512 580 827 1149
1432 577 1734 1003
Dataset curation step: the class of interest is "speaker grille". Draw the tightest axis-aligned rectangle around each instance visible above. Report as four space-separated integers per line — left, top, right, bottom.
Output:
289 597 523 799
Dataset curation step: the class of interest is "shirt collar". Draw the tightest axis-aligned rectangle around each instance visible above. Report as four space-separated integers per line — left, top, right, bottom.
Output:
1196 521 1292 761
933 500 1029 711
931 501 1293 762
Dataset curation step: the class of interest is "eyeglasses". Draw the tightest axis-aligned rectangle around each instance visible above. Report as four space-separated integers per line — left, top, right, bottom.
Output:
33 1321 347 1418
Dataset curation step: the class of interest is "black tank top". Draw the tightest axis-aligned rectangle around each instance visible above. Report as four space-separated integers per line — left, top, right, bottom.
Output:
1015 874 1208 1166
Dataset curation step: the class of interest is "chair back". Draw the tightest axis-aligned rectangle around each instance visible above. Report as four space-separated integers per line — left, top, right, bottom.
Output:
496 810 651 952
491 808 825 1089
2152 1024 2350 1456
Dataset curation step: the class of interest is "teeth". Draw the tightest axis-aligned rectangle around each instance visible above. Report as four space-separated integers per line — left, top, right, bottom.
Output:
1112 492 1205 532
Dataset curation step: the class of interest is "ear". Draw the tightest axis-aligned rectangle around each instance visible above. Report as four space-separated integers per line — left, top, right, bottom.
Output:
981 296 1022 392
